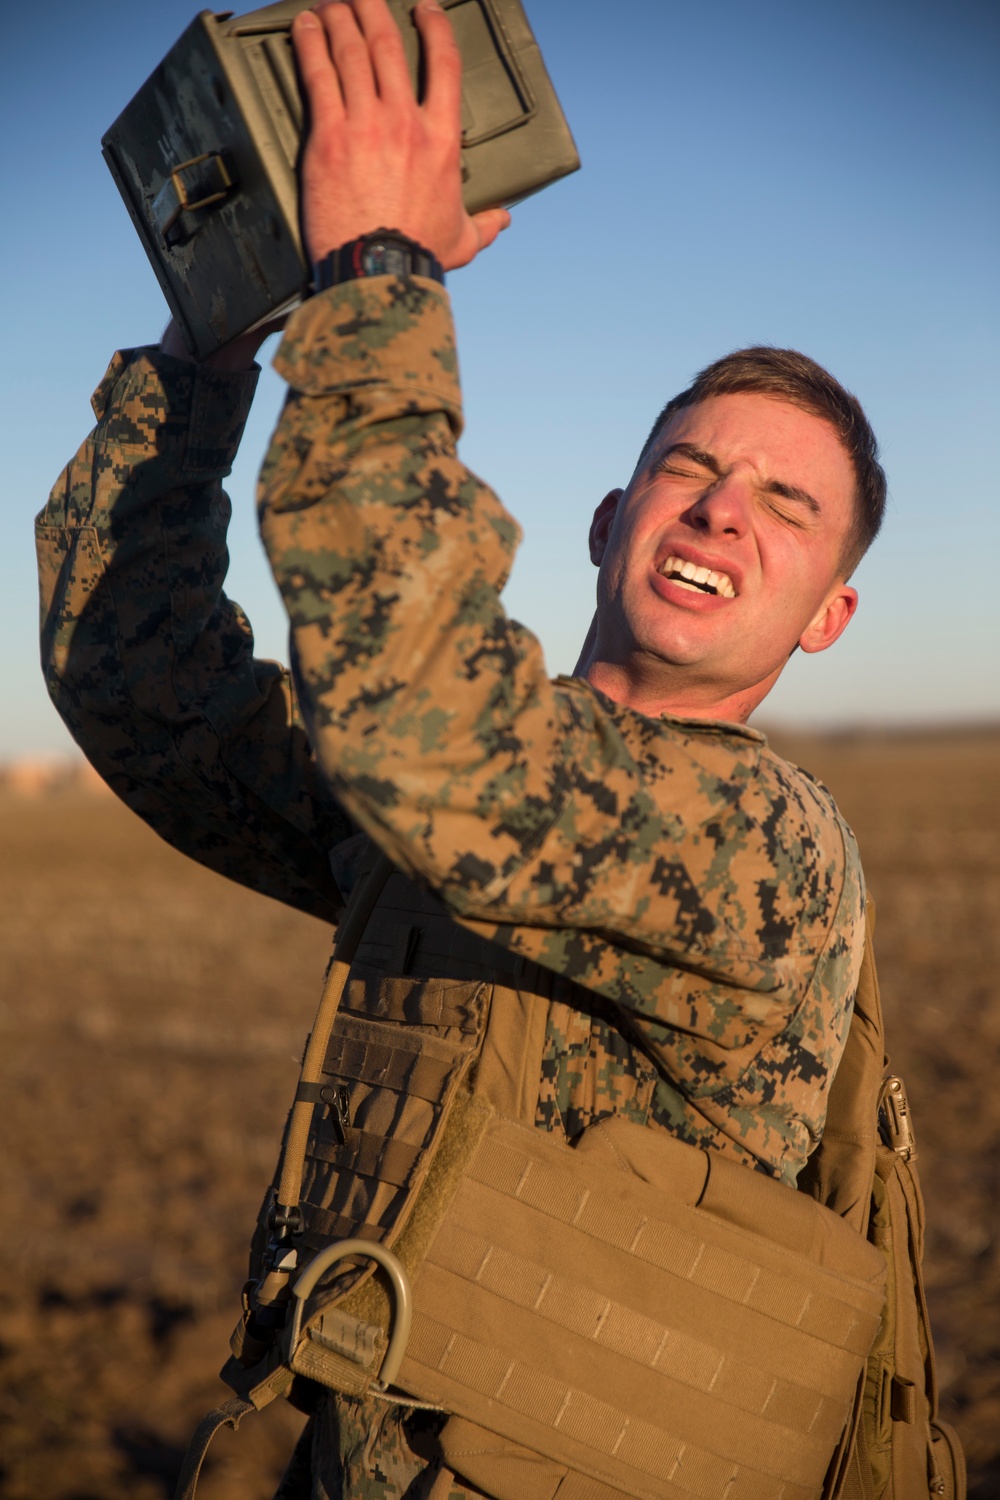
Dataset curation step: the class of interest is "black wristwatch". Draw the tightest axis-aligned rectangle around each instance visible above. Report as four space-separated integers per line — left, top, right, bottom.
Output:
312 229 445 292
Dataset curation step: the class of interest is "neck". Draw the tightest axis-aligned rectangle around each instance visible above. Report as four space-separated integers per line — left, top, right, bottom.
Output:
573 616 780 724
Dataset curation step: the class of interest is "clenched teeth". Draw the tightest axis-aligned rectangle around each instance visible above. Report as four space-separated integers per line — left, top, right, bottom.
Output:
658 555 737 598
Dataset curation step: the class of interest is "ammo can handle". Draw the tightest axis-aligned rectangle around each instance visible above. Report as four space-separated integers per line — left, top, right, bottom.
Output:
230 0 536 146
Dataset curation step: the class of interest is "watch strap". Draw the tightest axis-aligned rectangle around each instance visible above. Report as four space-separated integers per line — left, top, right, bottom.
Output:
313 230 444 291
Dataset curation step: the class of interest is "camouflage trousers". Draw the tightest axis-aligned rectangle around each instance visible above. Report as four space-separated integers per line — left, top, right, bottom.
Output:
274 1393 487 1500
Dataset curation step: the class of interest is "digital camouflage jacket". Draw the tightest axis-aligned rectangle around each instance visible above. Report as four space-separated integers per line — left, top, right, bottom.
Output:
36 276 865 1190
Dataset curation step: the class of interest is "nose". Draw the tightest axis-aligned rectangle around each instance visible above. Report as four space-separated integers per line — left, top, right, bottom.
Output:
684 471 752 537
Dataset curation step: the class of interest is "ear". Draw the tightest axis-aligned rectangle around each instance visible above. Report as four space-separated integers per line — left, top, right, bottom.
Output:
589 489 624 566
798 584 859 655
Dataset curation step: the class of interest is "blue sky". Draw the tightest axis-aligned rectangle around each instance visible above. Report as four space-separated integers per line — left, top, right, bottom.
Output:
3 0 998 756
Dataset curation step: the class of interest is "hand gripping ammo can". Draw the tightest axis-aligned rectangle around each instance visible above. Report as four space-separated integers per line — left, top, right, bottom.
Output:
101 0 580 358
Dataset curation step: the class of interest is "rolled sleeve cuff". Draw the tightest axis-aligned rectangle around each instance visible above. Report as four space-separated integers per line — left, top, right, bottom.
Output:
89 348 259 480
272 277 462 428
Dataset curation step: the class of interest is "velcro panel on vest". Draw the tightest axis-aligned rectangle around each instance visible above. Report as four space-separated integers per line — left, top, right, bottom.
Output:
396 1116 886 1500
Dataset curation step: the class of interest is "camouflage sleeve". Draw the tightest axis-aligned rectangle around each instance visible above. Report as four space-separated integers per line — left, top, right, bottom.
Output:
35 347 351 922
261 277 566 912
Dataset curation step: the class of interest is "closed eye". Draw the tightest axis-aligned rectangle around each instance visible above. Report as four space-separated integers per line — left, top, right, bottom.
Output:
655 443 722 482
761 494 812 528
762 480 823 527
658 462 712 480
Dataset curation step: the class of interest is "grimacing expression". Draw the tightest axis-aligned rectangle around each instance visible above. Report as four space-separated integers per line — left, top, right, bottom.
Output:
589 393 860 699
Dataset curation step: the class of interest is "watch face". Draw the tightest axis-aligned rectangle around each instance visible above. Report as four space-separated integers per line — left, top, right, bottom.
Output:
362 240 409 277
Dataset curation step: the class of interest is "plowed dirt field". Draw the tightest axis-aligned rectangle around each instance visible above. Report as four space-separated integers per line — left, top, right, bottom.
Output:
2 726 997 1498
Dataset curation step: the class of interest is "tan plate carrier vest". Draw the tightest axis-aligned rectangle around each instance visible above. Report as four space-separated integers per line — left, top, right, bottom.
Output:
175 854 964 1500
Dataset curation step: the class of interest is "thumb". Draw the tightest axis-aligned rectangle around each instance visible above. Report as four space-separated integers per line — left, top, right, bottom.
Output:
471 208 512 253
443 208 512 271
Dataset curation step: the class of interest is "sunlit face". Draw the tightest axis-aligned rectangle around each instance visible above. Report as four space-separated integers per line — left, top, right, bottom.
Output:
588 393 859 707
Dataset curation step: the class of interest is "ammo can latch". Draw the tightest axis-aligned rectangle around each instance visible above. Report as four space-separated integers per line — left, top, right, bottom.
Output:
152 152 235 241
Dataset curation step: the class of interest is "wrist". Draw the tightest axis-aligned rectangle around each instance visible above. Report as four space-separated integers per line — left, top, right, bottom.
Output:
312 230 445 292
200 332 268 372
159 318 278 371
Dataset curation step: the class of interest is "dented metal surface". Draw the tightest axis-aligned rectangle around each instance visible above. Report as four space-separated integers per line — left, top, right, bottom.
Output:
102 0 580 357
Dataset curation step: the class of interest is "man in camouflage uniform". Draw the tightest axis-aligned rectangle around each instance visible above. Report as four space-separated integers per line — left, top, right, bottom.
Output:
36 2 886 1495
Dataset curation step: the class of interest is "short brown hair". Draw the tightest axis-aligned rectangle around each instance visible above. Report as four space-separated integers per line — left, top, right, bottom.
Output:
639 346 886 576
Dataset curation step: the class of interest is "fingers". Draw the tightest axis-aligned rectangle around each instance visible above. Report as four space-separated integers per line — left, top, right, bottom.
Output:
296 1 457 123
414 0 462 128
292 0 502 270
295 0 415 115
317 3 378 116
291 9 344 125
351 0 413 105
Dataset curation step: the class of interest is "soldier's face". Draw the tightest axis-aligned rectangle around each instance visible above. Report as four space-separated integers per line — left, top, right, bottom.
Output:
588 394 859 710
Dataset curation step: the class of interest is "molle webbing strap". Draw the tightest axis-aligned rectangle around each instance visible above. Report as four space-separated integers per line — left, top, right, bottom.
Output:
276 855 394 1215
277 867 506 1264
324 1030 461 1102
294 988 490 1257
389 1114 887 1500
308 1130 421 1186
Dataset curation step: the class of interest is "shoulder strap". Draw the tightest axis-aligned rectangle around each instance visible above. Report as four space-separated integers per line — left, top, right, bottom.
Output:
798 899 886 1232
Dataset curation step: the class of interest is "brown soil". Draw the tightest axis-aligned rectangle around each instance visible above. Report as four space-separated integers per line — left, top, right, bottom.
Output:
1 726 998 1498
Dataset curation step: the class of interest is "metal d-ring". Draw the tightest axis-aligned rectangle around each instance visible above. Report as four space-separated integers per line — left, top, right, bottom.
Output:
287 1239 413 1391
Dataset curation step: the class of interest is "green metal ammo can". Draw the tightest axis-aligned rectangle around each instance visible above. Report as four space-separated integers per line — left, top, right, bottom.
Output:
102 0 579 357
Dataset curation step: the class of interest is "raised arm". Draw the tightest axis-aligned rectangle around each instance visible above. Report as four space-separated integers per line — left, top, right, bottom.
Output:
35 340 352 922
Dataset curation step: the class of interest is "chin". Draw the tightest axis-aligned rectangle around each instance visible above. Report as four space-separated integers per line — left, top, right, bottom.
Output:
635 627 714 669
